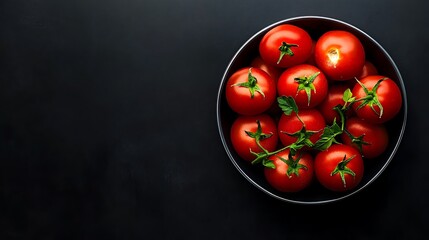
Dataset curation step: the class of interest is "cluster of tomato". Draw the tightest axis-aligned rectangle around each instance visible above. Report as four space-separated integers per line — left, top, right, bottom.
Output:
225 24 402 192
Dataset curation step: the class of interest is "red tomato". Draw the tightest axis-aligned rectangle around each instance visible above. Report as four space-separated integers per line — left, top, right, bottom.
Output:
226 67 276 115
357 61 378 80
315 30 365 81
259 24 313 68
315 144 364 192
277 109 326 147
277 64 328 109
318 84 352 124
230 114 278 162
264 149 314 192
250 56 282 82
341 118 388 159
352 75 402 123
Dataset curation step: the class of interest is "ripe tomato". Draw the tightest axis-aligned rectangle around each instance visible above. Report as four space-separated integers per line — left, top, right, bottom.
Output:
277 64 328 109
277 109 326 148
264 149 314 192
352 75 402 123
230 114 278 162
341 118 388 159
250 56 283 82
357 61 378 80
259 24 313 68
314 30 365 81
226 67 276 115
318 84 352 124
315 144 364 192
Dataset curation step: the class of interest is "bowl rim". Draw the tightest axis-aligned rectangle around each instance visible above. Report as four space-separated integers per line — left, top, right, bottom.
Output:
216 15 408 204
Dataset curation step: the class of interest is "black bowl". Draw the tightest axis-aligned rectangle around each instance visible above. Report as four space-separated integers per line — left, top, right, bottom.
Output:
216 16 407 204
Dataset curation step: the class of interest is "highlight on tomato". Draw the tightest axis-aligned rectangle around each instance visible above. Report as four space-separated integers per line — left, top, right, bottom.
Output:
314 30 365 81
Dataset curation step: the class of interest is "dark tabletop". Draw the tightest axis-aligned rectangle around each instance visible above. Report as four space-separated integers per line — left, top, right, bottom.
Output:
1 0 428 239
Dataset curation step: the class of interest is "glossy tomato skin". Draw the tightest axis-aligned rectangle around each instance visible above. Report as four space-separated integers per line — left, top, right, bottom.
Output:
277 64 328 109
341 117 388 159
357 61 378 80
250 57 283 116
251 56 283 82
315 30 365 81
226 67 276 115
259 24 313 68
264 149 314 192
315 144 364 192
230 114 278 162
318 84 352 124
352 75 402 123
277 109 326 147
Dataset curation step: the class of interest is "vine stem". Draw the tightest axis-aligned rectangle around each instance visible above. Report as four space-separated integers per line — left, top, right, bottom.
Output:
251 145 290 165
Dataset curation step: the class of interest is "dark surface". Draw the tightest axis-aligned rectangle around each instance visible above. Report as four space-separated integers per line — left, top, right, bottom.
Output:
0 0 428 239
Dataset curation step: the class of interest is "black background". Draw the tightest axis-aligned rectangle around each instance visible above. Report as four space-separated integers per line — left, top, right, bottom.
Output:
1 0 428 239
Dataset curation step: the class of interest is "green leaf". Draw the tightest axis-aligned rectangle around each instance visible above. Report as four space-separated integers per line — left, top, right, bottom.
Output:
277 96 299 116
313 121 343 151
343 88 355 103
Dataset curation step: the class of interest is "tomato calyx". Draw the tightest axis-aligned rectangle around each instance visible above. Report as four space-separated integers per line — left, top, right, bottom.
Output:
344 130 370 155
278 153 308 178
231 68 265 99
245 119 273 155
355 78 385 118
294 72 320 106
281 126 316 155
246 120 276 168
277 41 299 64
330 154 356 189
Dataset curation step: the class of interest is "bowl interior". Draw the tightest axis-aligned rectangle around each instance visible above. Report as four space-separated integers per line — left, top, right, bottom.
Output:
217 16 407 204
